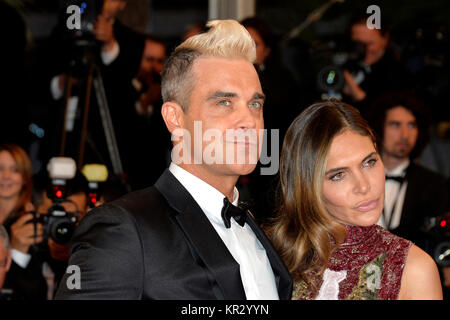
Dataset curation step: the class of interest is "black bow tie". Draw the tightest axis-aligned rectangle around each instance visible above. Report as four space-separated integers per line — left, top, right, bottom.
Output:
385 175 405 183
221 197 247 229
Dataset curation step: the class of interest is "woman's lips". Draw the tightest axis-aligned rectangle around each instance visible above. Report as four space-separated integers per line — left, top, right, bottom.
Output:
354 198 379 212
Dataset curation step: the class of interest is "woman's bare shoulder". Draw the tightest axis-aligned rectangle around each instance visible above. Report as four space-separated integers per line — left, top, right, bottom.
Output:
398 244 443 300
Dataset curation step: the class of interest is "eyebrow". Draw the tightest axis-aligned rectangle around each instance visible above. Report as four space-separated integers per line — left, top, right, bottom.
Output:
252 92 266 101
207 91 266 101
207 91 237 100
325 152 377 175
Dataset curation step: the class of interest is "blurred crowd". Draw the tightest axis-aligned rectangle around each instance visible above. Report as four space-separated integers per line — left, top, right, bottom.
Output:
0 0 449 299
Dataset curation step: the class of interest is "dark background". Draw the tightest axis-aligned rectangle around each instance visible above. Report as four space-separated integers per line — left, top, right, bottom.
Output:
1 0 449 175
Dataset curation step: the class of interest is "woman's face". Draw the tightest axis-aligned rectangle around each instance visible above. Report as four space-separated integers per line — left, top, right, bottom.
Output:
0 151 23 200
321 130 385 226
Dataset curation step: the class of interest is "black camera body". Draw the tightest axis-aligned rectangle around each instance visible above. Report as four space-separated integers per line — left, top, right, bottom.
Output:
31 158 79 244
65 0 104 75
422 215 450 267
311 39 366 99
33 202 78 245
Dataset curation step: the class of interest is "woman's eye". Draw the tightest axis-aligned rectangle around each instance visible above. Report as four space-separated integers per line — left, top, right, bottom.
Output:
330 172 345 181
364 158 378 168
218 100 232 107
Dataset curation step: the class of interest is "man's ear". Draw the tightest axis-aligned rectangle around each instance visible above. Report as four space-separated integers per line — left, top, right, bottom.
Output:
161 102 185 137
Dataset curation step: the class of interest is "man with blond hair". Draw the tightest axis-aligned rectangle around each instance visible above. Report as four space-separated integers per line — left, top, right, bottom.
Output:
55 20 292 300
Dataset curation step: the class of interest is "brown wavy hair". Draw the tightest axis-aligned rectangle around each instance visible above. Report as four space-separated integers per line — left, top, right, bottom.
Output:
266 100 377 292
0 144 32 219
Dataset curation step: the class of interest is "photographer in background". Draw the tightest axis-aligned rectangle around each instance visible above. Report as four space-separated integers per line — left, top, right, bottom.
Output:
45 0 145 181
3 164 89 300
30 169 90 299
342 14 412 115
0 144 46 299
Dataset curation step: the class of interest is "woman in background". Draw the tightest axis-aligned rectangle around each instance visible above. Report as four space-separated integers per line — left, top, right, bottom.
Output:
267 101 442 300
0 144 34 229
0 144 46 299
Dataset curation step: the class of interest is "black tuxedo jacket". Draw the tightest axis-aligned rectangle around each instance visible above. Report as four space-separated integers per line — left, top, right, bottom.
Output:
55 170 292 300
392 163 449 245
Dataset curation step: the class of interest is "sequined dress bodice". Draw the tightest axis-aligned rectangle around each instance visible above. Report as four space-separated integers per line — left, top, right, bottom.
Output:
293 225 412 300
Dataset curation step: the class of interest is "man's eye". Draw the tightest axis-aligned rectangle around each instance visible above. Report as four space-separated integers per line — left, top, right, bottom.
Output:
249 101 262 109
218 100 232 107
389 122 400 128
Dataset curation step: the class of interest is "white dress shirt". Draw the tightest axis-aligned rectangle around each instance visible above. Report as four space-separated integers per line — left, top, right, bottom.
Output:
169 163 279 300
377 160 409 230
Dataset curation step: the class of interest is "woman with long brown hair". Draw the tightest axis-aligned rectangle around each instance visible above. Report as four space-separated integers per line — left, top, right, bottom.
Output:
268 100 442 300
0 144 33 223
0 144 47 299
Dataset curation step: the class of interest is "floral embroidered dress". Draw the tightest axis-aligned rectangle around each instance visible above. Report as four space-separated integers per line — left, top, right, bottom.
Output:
293 224 412 300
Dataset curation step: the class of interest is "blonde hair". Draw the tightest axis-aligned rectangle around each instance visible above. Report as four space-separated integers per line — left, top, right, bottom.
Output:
161 19 256 111
266 100 378 294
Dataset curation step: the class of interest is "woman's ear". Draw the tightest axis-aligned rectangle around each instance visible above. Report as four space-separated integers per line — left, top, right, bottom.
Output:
161 102 185 137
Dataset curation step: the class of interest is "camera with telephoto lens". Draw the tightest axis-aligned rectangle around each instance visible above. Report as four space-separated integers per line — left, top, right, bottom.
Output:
312 39 366 99
422 215 450 267
64 0 104 75
32 157 79 244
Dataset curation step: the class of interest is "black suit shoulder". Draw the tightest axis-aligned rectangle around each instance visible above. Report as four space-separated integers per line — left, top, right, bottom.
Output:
55 186 182 299
395 162 449 244
407 163 449 208
55 194 150 299
409 162 448 184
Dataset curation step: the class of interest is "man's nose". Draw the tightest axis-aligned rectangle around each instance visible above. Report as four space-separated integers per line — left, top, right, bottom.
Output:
236 104 257 130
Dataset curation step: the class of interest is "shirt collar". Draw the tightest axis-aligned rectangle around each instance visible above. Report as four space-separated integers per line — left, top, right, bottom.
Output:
385 159 410 177
168 163 239 223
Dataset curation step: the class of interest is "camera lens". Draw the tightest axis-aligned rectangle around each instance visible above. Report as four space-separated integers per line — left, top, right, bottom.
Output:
317 65 344 93
50 219 75 244
434 241 450 267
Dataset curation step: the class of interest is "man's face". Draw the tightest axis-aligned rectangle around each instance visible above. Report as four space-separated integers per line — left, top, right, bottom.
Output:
179 56 265 180
38 191 88 221
382 106 418 160
351 23 388 66
102 0 126 20
140 40 166 75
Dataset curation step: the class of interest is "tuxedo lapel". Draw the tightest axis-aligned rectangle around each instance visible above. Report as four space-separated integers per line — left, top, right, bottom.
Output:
399 164 418 225
245 216 293 300
155 170 246 299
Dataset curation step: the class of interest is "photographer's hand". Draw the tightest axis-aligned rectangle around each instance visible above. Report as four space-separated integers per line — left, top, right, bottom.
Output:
10 210 44 254
343 70 366 102
48 238 70 261
93 13 117 53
